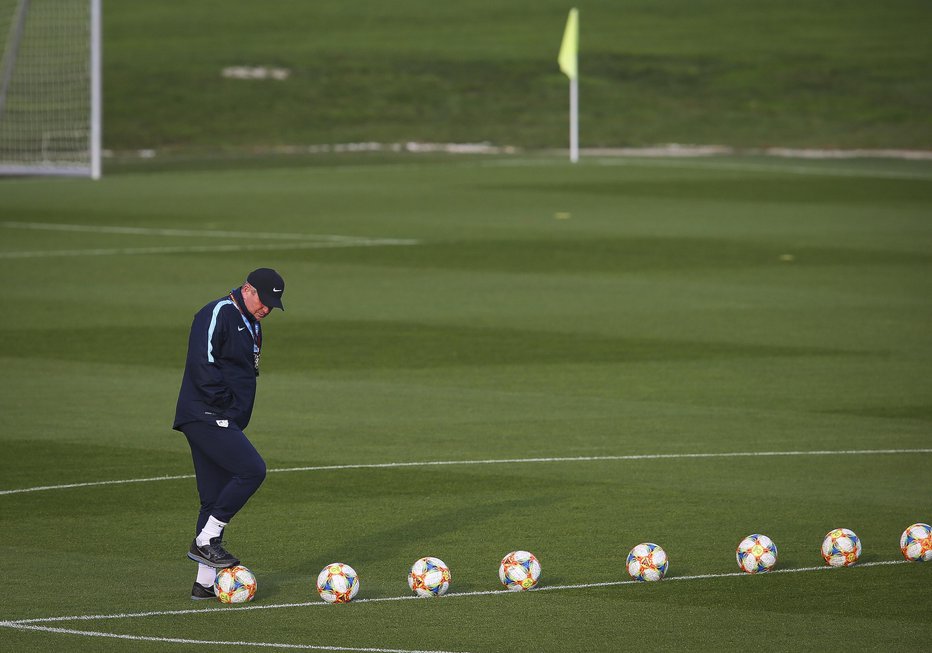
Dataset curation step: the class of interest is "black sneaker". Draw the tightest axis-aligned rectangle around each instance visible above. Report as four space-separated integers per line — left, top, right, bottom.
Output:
187 537 240 568
190 582 216 601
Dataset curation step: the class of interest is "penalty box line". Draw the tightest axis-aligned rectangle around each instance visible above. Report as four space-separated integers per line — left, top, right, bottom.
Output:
2 448 931 496
1 560 910 627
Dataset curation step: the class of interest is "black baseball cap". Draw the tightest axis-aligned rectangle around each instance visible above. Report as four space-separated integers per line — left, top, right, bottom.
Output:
246 268 285 311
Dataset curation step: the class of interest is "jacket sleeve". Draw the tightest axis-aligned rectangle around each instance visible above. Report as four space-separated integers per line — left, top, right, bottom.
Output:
186 302 234 410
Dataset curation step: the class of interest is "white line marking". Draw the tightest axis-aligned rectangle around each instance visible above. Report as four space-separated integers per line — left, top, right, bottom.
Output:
2 560 910 627
0 221 403 243
0 239 419 259
1 448 929 496
0 221 418 258
269 448 932 474
0 473 196 495
0 623 467 653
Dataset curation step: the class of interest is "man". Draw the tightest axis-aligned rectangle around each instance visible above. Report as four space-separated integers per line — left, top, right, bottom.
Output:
173 268 285 600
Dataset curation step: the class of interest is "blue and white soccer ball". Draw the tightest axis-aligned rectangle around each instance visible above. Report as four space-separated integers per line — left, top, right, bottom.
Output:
626 543 669 582
736 534 778 573
408 556 451 597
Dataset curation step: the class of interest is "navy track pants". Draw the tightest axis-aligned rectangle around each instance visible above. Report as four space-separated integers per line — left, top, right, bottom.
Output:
181 421 267 534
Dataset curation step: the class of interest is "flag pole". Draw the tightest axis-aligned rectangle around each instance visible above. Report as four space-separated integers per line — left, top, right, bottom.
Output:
569 75 578 163
558 8 579 163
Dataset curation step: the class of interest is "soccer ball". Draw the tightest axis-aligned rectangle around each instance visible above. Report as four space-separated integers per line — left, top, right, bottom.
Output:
408 556 451 597
214 565 257 603
316 563 360 603
626 543 669 581
736 534 778 573
900 523 932 562
821 528 861 567
499 550 541 591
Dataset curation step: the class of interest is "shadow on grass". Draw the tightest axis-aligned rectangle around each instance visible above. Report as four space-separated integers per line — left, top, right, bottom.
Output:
256 494 559 599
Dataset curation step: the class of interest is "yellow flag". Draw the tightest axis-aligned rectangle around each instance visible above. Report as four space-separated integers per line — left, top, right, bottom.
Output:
558 8 579 80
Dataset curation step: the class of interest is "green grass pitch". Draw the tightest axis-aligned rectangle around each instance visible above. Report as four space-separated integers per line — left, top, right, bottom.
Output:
102 0 932 151
1 154 930 651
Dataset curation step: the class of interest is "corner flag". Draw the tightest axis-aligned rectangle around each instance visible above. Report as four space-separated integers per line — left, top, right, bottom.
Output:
557 8 579 162
558 8 578 80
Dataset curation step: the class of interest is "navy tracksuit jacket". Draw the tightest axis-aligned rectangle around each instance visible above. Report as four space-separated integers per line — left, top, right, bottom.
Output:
174 287 261 432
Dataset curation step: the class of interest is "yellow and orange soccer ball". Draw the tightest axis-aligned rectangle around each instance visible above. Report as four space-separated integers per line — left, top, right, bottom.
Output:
214 565 257 603
408 556 452 597
736 534 778 573
316 562 360 603
900 523 932 562
821 528 861 567
626 543 669 581
499 550 541 590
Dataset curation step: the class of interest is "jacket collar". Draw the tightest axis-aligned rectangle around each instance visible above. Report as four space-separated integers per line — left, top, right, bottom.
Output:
231 287 257 324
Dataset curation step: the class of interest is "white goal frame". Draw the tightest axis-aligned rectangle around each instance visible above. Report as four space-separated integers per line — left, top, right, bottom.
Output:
0 0 101 179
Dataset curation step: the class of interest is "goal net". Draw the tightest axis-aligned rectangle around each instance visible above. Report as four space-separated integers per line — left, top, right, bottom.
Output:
0 0 100 178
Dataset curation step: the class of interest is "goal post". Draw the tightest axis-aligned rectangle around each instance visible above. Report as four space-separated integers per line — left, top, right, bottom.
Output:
0 0 101 178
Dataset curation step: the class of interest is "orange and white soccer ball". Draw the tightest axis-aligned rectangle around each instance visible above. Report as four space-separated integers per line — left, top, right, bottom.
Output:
900 523 932 562
736 534 778 573
316 562 360 603
214 565 257 603
821 528 861 567
408 556 451 597
626 542 669 581
499 550 541 591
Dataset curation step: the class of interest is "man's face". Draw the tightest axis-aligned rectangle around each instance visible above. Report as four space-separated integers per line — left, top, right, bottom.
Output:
242 284 270 320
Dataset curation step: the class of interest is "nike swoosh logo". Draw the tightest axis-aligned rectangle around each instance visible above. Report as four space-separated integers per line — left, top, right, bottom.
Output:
238 326 246 331
273 287 282 292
